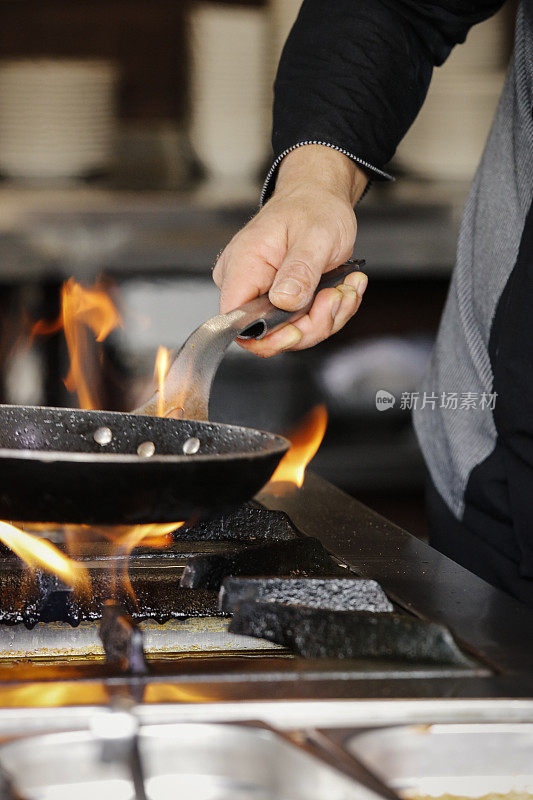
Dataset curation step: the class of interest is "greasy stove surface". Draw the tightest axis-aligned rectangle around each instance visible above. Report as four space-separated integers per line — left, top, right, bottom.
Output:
1 472 533 705
0 504 329 627
0 498 481 683
260 474 533 675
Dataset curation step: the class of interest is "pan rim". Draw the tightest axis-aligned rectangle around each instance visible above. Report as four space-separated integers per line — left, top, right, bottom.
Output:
0 444 290 464
0 404 290 463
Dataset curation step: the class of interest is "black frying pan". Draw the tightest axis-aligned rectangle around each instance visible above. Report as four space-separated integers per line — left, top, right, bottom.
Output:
0 261 364 524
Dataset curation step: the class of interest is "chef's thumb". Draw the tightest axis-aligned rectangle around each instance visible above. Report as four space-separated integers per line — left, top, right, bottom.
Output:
269 246 326 311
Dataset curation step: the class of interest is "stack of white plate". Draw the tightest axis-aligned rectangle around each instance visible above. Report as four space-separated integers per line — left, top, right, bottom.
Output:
189 3 269 196
0 59 119 180
396 8 510 180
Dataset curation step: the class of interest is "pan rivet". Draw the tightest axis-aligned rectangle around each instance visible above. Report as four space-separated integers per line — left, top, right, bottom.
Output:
182 436 200 455
137 441 155 458
93 426 112 446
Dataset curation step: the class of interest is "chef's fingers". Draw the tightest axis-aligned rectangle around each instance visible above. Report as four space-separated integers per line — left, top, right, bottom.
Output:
213 220 285 313
268 230 348 312
285 273 367 350
330 270 368 335
238 272 367 357
213 249 277 314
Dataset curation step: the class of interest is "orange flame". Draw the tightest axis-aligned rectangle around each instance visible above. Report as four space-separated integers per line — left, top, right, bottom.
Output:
30 317 63 340
96 522 182 553
0 520 91 596
21 520 184 603
93 521 185 603
62 278 121 409
23 282 184 604
154 346 172 417
32 278 122 410
269 405 328 488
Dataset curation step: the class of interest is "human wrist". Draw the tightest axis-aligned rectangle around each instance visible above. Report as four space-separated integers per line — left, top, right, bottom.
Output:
274 144 368 206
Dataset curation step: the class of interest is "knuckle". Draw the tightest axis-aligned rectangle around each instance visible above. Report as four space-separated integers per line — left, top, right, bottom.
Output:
228 229 278 268
283 257 318 288
336 215 357 255
212 259 225 287
331 315 348 335
226 225 260 258
332 304 359 334
251 344 276 359
338 239 355 263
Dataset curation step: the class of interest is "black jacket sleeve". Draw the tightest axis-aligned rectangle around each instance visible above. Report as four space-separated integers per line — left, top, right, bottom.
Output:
262 0 505 203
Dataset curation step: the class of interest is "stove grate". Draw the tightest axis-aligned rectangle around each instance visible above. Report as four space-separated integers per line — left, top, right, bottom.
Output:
0 505 335 628
218 577 394 615
229 601 471 666
180 536 347 591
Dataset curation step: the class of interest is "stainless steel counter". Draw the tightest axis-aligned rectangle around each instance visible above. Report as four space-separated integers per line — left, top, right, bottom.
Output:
261 473 533 679
0 179 467 282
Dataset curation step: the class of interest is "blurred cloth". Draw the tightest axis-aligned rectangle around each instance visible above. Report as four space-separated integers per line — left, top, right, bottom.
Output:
426 474 533 609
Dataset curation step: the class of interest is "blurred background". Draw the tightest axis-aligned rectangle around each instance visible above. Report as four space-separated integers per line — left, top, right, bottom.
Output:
0 0 517 537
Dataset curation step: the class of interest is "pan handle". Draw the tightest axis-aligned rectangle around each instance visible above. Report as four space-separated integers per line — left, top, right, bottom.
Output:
235 259 365 340
135 258 365 421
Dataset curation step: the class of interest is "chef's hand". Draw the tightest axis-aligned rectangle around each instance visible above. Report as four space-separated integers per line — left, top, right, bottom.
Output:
213 144 368 357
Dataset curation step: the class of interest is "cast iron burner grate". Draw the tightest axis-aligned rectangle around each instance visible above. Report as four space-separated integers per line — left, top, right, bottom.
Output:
0 504 347 628
0 503 471 668
97 578 469 674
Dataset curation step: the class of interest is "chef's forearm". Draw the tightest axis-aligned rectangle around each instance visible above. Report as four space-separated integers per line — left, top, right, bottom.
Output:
263 0 506 203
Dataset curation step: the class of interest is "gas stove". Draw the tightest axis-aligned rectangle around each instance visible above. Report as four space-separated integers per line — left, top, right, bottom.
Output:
1 473 533 799
0 480 483 680
1 471 533 688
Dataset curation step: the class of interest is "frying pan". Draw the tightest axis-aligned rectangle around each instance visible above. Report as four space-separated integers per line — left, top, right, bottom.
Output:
0 260 364 524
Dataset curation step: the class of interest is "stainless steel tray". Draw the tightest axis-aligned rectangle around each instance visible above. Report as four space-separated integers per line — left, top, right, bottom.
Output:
3 699 533 740
345 723 533 797
0 721 371 800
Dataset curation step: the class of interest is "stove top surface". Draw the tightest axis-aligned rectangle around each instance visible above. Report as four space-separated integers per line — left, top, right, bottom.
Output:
0 472 532 707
